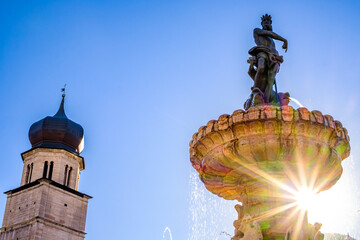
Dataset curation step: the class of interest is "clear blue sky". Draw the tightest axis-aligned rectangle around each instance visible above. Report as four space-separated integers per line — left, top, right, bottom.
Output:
0 0 359 239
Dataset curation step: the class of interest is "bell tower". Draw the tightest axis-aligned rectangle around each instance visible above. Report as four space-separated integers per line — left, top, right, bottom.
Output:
0 93 91 240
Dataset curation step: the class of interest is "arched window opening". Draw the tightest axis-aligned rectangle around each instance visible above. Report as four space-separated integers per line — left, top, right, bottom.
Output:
67 167 72 187
42 161 48 178
63 165 68 185
48 161 54 180
25 164 30 184
29 163 33 183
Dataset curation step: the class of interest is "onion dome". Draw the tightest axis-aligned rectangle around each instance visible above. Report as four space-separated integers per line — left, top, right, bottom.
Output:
28 94 84 155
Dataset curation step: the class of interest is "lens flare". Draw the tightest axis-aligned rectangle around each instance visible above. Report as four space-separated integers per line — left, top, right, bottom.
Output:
295 188 316 211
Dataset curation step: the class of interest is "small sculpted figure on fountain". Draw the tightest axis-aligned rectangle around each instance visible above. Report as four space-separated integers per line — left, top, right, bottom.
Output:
232 204 263 240
285 221 324 240
311 222 325 240
244 14 290 110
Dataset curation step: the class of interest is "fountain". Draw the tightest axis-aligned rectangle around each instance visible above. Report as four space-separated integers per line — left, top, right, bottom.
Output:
163 227 173 240
189 14 350 239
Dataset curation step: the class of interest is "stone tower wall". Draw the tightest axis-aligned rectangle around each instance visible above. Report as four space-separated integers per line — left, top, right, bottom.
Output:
0 180 89 240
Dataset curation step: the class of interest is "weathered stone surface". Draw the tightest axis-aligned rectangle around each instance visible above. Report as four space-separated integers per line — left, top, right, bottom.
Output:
189 105 350 239
190 107 350 193
0 180 90 240
0 148 91 240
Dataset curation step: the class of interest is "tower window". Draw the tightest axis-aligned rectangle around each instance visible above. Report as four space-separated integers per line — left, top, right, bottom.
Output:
63 165 72 187
25 164 30 184
48 161 54 180
67 167 72 187
63 165 68 185
43 161 48 178
28 163 33 183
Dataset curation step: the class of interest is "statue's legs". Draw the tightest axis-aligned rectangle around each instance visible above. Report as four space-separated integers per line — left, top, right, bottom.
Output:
253 53 267 95
265 62 280 103
264 72 275 103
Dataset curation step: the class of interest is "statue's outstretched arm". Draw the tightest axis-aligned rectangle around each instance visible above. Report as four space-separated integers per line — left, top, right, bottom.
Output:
256 29 286 42
256 29 288 52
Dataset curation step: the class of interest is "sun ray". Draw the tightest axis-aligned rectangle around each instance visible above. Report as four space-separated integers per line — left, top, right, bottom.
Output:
295 149 308 190
311 164 342 193
251 201 298 222
283 205 303 224
230 155 298 196
292 210 308 239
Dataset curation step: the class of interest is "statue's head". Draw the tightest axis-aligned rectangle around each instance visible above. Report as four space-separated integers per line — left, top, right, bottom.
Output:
261 14 272 31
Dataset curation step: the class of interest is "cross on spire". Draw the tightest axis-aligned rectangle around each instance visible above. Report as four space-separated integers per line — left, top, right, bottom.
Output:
61 84 67 97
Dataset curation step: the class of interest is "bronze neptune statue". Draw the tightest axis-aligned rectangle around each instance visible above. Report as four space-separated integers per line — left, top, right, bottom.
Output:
245 14 289 110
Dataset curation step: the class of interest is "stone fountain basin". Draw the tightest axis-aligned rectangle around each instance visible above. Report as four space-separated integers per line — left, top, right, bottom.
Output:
190 105 350 202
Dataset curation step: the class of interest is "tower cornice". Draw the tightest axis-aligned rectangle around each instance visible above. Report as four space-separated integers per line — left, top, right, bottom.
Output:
4 178 92 199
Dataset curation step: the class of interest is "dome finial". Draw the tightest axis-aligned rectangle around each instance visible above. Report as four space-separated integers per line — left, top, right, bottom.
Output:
61 84 66 97
54 85 67 117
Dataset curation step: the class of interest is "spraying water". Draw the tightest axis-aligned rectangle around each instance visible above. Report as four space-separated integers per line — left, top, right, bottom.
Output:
188 169 237 240
289 97 304 108
215 231 232 240
163 227 173 240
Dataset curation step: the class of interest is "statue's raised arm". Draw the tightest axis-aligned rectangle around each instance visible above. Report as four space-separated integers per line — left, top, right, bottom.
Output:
254 28 288 52
244 14 290 110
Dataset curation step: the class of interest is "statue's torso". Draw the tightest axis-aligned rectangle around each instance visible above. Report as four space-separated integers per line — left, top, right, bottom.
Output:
253 28 278 55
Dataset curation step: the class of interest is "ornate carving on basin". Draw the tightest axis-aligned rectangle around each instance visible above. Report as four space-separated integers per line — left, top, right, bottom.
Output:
189 105 350 237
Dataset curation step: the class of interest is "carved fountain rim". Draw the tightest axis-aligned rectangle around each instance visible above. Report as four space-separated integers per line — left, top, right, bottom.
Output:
190 105 350 170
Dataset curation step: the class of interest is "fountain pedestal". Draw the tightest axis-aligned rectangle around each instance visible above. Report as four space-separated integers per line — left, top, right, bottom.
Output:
190 105 350 239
